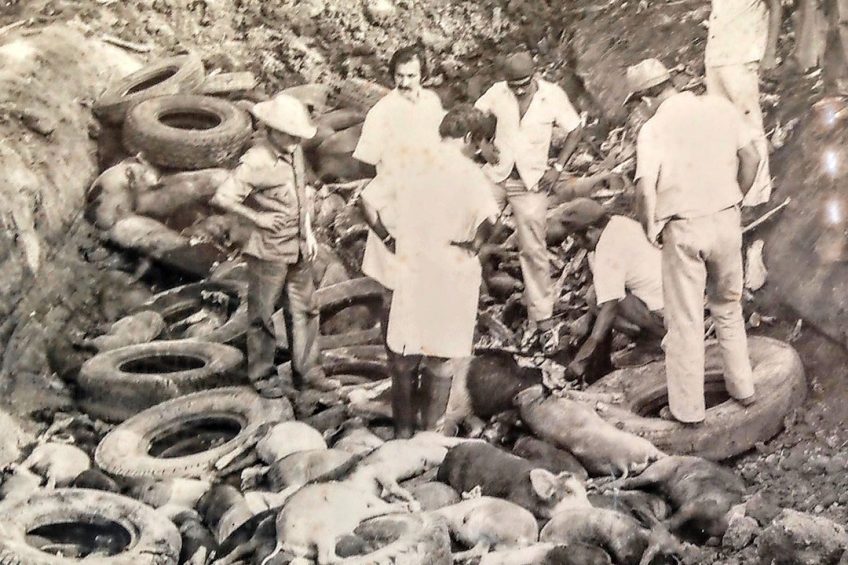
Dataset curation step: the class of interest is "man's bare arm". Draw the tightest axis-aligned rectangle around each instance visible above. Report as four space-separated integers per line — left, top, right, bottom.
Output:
636 176 658 240
556 126 584 169
762 0 783 70
737 142 761 196
357 197 392 241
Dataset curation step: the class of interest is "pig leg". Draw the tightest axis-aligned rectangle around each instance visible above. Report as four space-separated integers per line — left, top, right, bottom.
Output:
316 539 340 564
453 541 493 562
212 536 258 565
606 459 675 492
259 540 285 565
377 475 421 511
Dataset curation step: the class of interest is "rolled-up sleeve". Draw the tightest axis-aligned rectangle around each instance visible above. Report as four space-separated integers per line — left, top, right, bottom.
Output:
591 237 627 306
215 150 262 203
635 123 661 189
552 85 581 133
352 106 383 166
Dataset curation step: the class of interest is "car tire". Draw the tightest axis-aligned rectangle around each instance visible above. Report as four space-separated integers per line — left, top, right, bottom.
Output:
78 340 244 422
317 278 384 351
95 387 292 479
0 488 181 565
586 336 806 460
94 53 205 125
123 94 252 170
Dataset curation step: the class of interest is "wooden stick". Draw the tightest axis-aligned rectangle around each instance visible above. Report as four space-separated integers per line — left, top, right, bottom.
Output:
742 197 791 234
101 34 153 53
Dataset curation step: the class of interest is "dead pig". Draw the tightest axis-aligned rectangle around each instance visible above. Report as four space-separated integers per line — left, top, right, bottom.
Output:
442 349 543 436
22 443 90 488
259 482 409 565
266 448 353 491
512 435 588 480
86 153 160 230
431 495 539 560
540 507 682 565
81 310 165 351
516 385 665 478
588 491 671 527
479 543 613 565
437 442 590 519
606 455 746 541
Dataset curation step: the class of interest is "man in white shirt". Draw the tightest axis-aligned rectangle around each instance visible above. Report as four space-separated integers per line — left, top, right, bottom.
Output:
354 46 446 334
706 0 782 207
628 58 760 424
359 105 498 438
474 51 583 342
557 198 665 383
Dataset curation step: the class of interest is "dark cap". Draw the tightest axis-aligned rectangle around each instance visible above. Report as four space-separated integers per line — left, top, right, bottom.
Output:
557 198 609 231
503 51 535 82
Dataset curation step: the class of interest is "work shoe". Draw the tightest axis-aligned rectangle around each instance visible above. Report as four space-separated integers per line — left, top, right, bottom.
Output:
659 406 702 426
736 393 757 407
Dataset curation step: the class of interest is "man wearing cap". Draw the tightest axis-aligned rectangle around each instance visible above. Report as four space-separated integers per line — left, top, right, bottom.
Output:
557 198 665 384
474 51 583 343
212 93 337 396
627 58 760 424
706 0 781 208
354 46 445 331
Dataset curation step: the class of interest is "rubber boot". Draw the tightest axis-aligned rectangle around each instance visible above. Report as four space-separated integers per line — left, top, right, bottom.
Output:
391 371 417 439
418 367 454 432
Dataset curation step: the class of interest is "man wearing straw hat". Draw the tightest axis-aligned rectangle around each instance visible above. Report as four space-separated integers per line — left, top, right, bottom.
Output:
626 58 759 424
212 93 337 396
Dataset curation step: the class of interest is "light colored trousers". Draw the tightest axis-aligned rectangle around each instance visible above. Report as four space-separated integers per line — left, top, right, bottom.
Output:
661 206 755 423
706 63 772 207
492 179 554 323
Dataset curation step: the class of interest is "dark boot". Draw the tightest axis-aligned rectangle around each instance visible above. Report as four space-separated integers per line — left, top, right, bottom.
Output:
418 367 454 431
391 354 419 439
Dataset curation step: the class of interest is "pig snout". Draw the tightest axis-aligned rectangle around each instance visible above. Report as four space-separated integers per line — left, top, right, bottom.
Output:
513 385 544 408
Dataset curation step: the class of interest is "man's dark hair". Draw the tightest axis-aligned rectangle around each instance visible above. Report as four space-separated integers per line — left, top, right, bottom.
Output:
439 104 490 140
388 46 428 78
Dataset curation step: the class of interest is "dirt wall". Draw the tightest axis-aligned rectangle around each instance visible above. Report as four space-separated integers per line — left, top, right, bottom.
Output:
0 25 141 414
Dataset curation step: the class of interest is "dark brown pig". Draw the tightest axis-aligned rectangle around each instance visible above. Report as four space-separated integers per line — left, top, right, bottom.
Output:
515 385 664 478
437 442 590 519
442 349 542 436
606 455 746 541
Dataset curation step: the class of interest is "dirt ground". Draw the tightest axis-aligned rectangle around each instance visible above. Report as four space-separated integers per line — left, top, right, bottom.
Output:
1 0 848 563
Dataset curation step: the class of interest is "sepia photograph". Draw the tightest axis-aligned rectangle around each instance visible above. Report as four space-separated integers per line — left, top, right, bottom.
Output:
0 0 844 563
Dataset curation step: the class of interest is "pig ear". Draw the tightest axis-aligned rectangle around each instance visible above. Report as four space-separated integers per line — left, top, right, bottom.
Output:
529 469 558 500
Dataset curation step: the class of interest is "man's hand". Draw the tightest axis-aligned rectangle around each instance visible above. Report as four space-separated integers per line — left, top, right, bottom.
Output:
478 139 500 165
761 52 779 72
539 167 562 193
254 212 291 231
450 240 479 256
303 224 318 262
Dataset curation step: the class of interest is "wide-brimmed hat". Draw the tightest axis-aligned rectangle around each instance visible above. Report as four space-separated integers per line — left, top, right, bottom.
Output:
557 197 609 231
623 58 671 105
503 51 535 82
250 93 317 140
